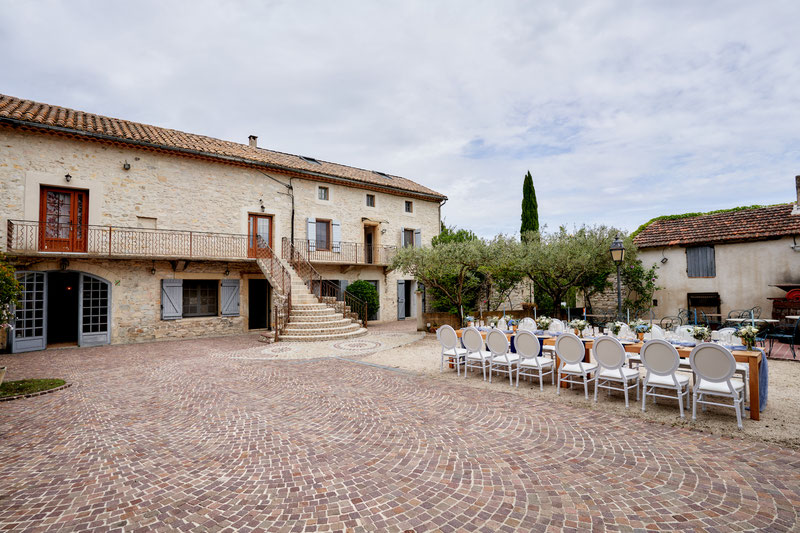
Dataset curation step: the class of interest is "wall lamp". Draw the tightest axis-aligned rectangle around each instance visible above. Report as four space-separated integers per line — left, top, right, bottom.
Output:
123 160 131 171
150 261 156 275
65 173 72 182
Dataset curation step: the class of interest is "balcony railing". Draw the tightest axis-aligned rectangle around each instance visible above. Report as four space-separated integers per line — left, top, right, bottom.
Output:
6 219 276 261
289 238 397 266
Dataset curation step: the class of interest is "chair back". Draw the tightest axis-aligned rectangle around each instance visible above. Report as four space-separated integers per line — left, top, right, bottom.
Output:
619 324 633 338
519 317 536 331
437 325 459 351
515 329 541 360
650 324 665 339
462 327 484 353
549 319 565 333
640 339 680 376
497 318 507 330
690 343 736 383
718 327 735 335
555 332 584 364
593 336 626 370
486 328 509 358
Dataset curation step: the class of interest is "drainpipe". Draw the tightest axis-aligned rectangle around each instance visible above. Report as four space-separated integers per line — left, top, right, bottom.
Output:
289 178 295 244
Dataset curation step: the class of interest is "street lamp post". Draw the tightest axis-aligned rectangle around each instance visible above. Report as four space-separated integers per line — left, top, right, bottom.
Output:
609 236 626 321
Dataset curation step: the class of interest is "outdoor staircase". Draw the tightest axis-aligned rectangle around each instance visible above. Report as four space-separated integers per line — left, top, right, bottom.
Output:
279 274 368 342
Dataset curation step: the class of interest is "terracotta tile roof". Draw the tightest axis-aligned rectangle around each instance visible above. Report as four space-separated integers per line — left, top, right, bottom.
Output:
0 93 446 200
633 204 800 248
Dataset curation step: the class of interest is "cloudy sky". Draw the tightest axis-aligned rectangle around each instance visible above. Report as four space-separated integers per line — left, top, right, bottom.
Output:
2 1 798 237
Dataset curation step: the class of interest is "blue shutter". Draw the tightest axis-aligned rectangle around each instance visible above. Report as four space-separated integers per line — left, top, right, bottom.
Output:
332 220 341 253
414 229 421 248
307 218 316 252
161 279 183 320
221 279 240 316
397 280 406 319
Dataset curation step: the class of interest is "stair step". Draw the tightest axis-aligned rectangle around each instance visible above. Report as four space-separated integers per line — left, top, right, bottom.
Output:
283 324 361 336
290 310 341 318
279 328 368 342
287 318 352 327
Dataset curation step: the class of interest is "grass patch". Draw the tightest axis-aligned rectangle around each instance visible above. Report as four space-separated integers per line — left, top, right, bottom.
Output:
0 379 66 398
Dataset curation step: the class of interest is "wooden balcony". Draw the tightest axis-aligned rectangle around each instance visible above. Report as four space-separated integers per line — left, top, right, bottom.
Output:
5 219 275 262
286 238 397 267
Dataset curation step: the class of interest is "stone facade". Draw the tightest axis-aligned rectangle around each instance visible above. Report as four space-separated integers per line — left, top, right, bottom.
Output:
0 127 442 348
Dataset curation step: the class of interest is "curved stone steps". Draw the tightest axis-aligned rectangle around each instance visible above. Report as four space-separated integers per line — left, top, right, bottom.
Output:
279 328 368 342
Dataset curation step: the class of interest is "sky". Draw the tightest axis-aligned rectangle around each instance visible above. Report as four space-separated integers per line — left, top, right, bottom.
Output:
1 0 799 238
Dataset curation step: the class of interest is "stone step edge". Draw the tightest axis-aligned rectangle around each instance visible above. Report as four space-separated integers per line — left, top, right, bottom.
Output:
279 329 369 342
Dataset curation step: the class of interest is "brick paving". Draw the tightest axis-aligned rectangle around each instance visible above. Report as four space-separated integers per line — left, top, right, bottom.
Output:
1 335 800 532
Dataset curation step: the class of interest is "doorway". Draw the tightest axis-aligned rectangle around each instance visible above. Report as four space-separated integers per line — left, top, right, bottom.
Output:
248 214 273 258
47 271 80 345
248 279 270 329
364 226 375 264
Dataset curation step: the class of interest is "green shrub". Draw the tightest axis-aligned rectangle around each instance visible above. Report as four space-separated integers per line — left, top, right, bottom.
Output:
346 280 379 323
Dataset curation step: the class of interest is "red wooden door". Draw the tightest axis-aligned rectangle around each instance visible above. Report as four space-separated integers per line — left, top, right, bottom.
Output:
39 187 88 252
248 214 273 258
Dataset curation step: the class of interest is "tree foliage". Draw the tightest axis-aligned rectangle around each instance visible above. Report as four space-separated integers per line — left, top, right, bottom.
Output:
520 171 539 238
0 254 21 328
346 280 379 323
479 235 525 311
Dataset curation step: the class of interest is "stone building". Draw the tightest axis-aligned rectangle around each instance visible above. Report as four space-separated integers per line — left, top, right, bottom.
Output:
0 94 445 352
633 177 800 321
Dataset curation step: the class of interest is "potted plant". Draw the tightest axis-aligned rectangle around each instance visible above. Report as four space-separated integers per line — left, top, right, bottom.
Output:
734 325 759 351
691 325 711 342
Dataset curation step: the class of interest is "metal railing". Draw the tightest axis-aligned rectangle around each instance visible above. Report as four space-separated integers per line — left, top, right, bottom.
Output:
252 236 291 340
7 219 270 260
282 237 368 327
290 238 397 266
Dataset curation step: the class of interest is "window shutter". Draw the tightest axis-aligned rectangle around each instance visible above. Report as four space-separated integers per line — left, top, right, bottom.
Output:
220 279 240 316
307 218 316 252
414 229 421 248
686 246 715 277
397 280 406 319
400 227 405 247
161 279 183 320
331 220 341 253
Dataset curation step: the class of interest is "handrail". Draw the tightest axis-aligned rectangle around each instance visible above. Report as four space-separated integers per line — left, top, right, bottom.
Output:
281 237 368 327
290 238 397 266
252 236 291 340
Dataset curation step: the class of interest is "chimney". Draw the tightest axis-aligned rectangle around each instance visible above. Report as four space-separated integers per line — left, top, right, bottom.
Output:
794 175 800 215
248 135 258 148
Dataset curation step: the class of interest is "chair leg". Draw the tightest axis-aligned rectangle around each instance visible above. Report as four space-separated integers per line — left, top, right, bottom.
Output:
481 361 486 381
593 378 599 402
623 381 629 408
488 361 493 383
692 389 698 420
515 367 519 388
583 375 589 400
677 386 685 418
508 365 514 387
539 369 544 391
636 379 640 401
557 371 562 395
735 394 743 429
642 384 647 412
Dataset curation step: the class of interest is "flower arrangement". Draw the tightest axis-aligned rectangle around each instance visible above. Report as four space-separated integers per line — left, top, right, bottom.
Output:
488 316 499 327
691 325 711 342
535 316 552 330
506 318 517 328
734 325 759 350
629 319 651 333
568 319 588 331
609 321 625 335
464 315 475 326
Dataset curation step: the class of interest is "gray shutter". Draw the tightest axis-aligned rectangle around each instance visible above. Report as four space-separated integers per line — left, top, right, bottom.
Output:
397 280 406 319
339 279 349 301
400 227 405 247
161 279 183 320
307 218 316 252
332 220 341 253
220 279 240 316
414 229 421 248
687 246 715 277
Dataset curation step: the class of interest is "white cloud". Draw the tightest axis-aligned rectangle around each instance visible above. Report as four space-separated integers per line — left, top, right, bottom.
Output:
1 0 798 238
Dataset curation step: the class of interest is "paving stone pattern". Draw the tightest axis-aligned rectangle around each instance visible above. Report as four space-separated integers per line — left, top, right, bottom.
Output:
1 335 799 532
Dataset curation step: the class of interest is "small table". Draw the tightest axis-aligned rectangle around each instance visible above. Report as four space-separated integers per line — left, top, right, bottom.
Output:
785 316 799 320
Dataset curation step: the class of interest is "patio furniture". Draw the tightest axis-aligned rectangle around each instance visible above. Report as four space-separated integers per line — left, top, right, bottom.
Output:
640 339 691 418
437 325 466 375
593 336 640 407
660 316 681 330
766 317 799 359
518 317 536 331
486 328 518 386
690 343 745 429
462 326 492 381
515 330 553 390
555 332 597 399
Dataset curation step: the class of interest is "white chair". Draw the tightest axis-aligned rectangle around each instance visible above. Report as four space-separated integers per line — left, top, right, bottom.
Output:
515 330 554 390
497 318 507 330
462 326 491 381
487 328 518 386
640 339 691 418
555 332 597 399
593 336 641 407
549 319 565 333
437 325 467 375
519 317 536 331
690 343 745 429
716 328 750 398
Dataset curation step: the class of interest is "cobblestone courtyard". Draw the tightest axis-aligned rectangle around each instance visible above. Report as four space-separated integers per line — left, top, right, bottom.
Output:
1 332 799 532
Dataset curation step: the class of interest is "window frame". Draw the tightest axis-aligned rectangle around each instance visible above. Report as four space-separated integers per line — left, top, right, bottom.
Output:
182 280 219 318
318 186 330 201
404 200 413 213
366 194 375 207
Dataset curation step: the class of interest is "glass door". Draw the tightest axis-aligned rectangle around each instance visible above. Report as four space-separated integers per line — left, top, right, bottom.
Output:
12 272 47 353
248 214 273 258
39 187 88 252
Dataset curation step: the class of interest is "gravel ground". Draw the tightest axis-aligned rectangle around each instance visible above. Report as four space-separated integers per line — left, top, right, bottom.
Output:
360 329 800 450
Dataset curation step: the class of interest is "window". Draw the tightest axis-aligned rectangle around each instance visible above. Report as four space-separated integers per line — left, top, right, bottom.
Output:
686 246 715 277
318 186 329 201
182 280 218 317
316 219 331 250
300 155 321 165
403 229 415 247
366 194 375 207
404 201 413 213
372 170 392 179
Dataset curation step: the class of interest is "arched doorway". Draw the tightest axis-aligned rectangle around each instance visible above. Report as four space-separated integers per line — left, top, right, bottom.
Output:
11 271 111 353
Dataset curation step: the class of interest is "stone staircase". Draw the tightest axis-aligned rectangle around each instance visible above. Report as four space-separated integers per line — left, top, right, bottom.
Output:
278 273 368 342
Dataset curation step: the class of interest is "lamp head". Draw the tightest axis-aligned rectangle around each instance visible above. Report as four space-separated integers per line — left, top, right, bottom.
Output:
609 236 625 264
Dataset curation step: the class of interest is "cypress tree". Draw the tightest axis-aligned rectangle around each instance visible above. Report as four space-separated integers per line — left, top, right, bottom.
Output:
520 170 539 239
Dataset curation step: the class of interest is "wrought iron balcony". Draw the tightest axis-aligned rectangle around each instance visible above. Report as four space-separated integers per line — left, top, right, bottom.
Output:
5 219 276 261
287 238 397 266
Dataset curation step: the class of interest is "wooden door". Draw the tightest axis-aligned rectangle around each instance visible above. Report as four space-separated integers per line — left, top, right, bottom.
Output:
248 214 273 258
39 187 88 252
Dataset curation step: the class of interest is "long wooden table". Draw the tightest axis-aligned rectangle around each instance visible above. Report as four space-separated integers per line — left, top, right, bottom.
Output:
454 329 763 421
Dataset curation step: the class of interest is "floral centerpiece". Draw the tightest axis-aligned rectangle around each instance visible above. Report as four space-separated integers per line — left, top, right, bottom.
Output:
568 319 589 337
535 316 552 330
734 325 759 350
629 319 651 333
506 318 517 329
691 325 711 342
609 321 625 336
464 315 475 327
488 316 499 327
